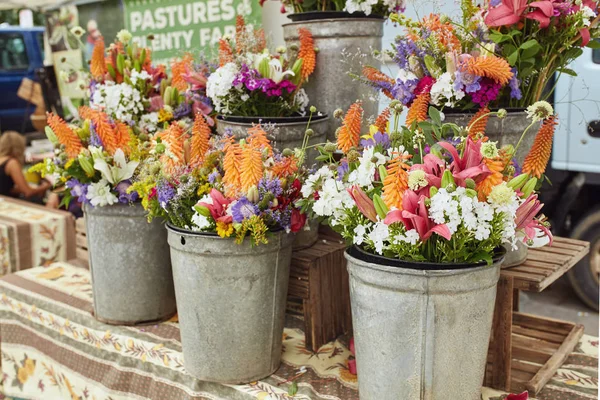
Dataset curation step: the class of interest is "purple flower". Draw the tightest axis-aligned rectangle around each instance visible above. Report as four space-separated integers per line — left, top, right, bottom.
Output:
471 78 502 107
490 0 501 6
394 38 423 70
361 132 391 150
231 197 259 223
391 78 419 105
173 102 192 119
157 180 176 208
208 171 219 184
66 178 89 204
115 180 139 204
337 160 349 181
258 177 283 198
89 125 103 148
454 70 482 94
509 68 522 100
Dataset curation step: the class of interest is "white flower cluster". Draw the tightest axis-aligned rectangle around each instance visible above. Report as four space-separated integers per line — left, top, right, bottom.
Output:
140 112 160 134
580 5 597 26
301 166 354 226
91 82 145 123
347 146 387 189
344 0 404 15
294 89 310 116
430 72 465 108
206 62 239 114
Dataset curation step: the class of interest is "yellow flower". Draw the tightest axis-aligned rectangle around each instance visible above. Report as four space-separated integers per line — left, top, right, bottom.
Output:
361 125 379 141
216 221 234 238
158 109 174 123
24 358 36 375
17 367 29 384
64 159 75 169
197 183 211 196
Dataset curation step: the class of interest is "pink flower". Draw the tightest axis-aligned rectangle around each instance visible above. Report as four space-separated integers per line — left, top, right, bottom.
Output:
485 0 529 27
348 186 378 222
526 1 557 28
515 194 553 244
148 95 164 112
506 392 529 400
197 189 233 224
183 69 208 91
437 138 492 186
384 191 452 241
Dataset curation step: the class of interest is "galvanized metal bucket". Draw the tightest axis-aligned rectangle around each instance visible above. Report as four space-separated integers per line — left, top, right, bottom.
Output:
443 110 541 164
283 17 384 140
216 114 329 166
166 225 294 383
502 240 528 268
292 219 320 251
345 246 503 400
84 203 176 325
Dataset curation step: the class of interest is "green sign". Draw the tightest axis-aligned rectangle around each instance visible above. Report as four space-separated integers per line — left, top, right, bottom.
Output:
123 0 261 64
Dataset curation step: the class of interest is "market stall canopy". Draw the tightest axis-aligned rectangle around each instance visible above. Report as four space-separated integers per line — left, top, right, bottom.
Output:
0 0 98 11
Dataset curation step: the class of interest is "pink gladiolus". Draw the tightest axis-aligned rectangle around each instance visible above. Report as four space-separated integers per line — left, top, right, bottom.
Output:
348 186 378 222
384 191 452 241
515 194 553 245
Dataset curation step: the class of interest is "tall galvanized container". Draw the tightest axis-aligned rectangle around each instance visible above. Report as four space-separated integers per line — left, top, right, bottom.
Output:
216 114 329 166
344 247 503 399
167 226 294 383
283 15 384 140
84 203 176 325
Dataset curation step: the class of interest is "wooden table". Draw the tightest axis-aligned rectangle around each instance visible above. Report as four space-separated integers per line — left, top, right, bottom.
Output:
485 237 590 394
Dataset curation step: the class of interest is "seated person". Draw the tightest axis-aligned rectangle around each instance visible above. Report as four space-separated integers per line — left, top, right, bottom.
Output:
0 131 58 207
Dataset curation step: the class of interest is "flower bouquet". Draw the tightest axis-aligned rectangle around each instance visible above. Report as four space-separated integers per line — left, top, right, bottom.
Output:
31 31 180 325
296 100 554 398
262 0 405 17
135 116 311 383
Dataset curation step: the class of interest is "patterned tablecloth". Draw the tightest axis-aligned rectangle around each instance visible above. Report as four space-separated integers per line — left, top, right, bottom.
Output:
0 263 597 400
0 196 75 276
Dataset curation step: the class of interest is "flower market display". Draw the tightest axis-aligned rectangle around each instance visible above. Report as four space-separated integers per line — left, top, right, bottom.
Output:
296 98 554 398
263 0 405 17
132 118 309 382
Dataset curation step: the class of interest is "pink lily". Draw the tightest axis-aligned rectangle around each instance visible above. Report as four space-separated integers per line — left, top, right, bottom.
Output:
384 191 452 241
148 95 164 112
197 189 233 224
410 154 445 196
485 0 529 27
526 1 556 28
574 0 598 46
437 138 492 186
515 194 553 245
348 186 378 222
183 69 208 91
192 100 214 126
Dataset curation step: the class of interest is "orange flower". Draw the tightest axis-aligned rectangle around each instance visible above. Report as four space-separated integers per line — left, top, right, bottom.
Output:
362 66 394 100
477 157 505 201
337 101 363 153
468 106 490 140
406 93 430 127
90 37 107 79
247 125 272 155
272 156 298 177
298 28 316 80
235 15 247 54
383 153 411 210
160 123 185 173
171 53 193 91
254 28 266 52
189 114 211 167
79 107 119 155
114 121 132 154
374 107 391 134
47 113 82 158
465 56 513 86
522 116 558 179
240 145 263 192
223 140 242 197
218 39 234 67
422 14 461 50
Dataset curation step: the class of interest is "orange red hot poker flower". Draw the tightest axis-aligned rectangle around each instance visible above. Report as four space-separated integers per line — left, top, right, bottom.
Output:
337 101 363 154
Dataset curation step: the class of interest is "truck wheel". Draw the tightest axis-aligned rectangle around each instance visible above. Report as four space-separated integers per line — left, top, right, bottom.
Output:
567 208 600 311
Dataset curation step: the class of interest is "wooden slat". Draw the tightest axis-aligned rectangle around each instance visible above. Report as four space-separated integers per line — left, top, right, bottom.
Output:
512 359 542 374
512 326 565 344
75 234 88 249
512 346 552 364
512 334 561 353
75 248 88 262
513 312 574 335
490 275 513 391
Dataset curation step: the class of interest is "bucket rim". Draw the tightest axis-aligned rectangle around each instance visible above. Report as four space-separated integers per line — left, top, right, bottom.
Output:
216 113 329 126
345 245 505 273
286 11 385 22
166 223 286 237
83 202 146 217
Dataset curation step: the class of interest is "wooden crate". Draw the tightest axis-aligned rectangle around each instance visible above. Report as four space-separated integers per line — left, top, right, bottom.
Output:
75 218 89 265
287 234 352 352
486 312 584 394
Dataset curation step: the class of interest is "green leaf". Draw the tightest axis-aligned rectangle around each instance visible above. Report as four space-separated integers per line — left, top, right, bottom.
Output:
520 43 541 60
557 68 577 76
586 40 600 49
315 155 330 162
428 107 442 126
288 382 298 396
520 39 539 50
507 51 519 66
468 251 493 266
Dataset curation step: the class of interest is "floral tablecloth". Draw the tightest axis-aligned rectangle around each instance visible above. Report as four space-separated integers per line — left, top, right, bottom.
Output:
0 196 75 276
0 263 597 400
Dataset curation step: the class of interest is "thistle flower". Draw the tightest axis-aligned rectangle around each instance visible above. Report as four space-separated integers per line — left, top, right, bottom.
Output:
525 101 554 122
47 113 83 158
405 92 430 127
465 55 513 85
90 37 107 79
522 116 558 178
337 101 363 153
298 28 316 80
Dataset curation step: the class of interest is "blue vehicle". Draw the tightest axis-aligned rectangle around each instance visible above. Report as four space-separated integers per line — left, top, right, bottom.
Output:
0 26 45 133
